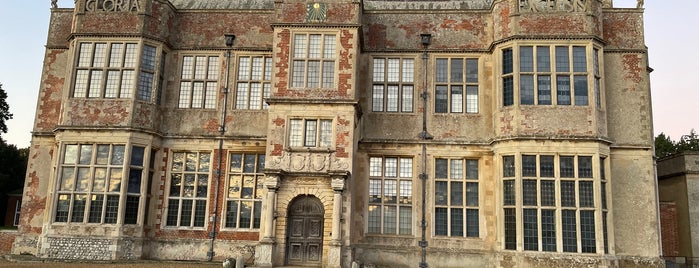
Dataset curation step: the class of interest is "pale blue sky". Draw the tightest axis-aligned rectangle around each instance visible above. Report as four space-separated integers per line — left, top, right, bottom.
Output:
0 0 696 148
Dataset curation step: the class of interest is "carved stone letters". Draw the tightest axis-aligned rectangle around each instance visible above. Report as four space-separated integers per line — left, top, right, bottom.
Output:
85 0 141 12
519 0 587 13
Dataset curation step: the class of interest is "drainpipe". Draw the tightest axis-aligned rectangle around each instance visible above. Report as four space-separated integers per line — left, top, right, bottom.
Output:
418 33 433 268
208 34 236 262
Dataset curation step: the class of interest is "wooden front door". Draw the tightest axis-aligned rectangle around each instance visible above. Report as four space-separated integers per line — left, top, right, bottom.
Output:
286 195 324 266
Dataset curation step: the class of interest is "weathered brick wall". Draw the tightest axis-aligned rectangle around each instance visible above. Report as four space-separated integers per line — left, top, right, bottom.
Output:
660 202 680 257
0 230 18 255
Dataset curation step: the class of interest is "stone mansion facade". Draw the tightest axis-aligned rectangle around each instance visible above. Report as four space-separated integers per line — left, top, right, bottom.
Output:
14 0 662 267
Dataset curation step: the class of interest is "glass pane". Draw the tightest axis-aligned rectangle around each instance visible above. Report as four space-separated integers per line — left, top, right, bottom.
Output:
450 182 463 206
522 155 537 177
536 46 551 72
540 155 554 177
466 159 478 180
88 194 104 223
542 209 556 251
523 208 538 251
71 194 87 223
537 75 551 105
180 200 193 226
451 58 463 82
557 76 571 105
55 194 70 222
383 206 396 234
503 180 515 206
466 182 478 206
109 168 122 192
504 208 516 249
242 175 255 199
560 156 575 177
367 205 380 233
64 145 78 164
128 169 142 193
240 201 252 228
385 158 397 177
230 154 242 172
556 46 569 72
451 208 464 236
399 207 412 235
166 199 179 226
435 159 448 179
522 179 537 206
579 181 594 207
399 180 412 204
573 46 587 72
435 86 448 113
581 210 596 253
124 196 139 224
194 200 206 227
578 156 592 178
520 46 533 72
560 181 576 207
574 75 588 106
131 146 145 167
96 145 110 165
450 86 463 113
540 180 555 206
435 181 448 206
466 209 479 237
111 145 125 165
244 154 256 173
502 48 513 74
93 167 107 192
384 180 396 204
170 174 182 197
451 159 463 179
466 59 478 83
435 207 447 236
225 201 239 228
76 167 90 192
369 179 381 203
79 145 93 165
183 174 195 197
562 210 578 252
60 168 76 191
185 153 197 171
436 58 448 83
520 75 534 105
104 195 119 224
503 76 513 106
503 156 515 177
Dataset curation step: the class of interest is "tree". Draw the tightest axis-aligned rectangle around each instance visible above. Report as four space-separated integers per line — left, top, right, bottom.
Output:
676 129 699 153
0 82 14 142
654 129 699 158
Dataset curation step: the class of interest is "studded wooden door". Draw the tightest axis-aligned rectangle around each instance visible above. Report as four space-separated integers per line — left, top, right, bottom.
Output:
286 195 324 266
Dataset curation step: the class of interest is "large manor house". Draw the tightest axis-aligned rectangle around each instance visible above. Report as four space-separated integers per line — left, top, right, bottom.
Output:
13 0 661 267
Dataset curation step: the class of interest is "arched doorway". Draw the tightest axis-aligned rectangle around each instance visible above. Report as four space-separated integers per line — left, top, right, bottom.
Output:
286 195 324 266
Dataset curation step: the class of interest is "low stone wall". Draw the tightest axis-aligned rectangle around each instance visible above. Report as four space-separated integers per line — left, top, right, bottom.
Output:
45 237 113 260
0 230 18 255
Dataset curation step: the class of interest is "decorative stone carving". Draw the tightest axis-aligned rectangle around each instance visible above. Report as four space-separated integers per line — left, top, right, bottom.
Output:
331 175 346 191
85 0 141 12
637 0 643 8
519 0 587 13
291 153 306 171
51 0 58 8
265 174 280 190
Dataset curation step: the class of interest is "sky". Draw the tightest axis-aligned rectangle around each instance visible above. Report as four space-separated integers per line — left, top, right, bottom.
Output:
0 0 696 148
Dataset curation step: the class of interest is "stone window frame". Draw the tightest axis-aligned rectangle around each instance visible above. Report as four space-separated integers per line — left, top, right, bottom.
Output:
371 57 415 113
287 117 334 149
164 151 211 228
290 32 337 89
223 152 265 230
52 143 148 225
367 156 414 235
500 42 602 108
433 158 480 238
434 56 480 114
235 54 273 110
501 153 609 254
71 39 164 103
177 54 221 109
13 199 21 226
